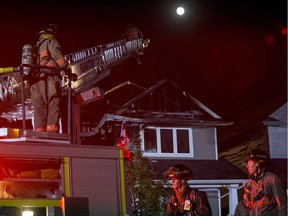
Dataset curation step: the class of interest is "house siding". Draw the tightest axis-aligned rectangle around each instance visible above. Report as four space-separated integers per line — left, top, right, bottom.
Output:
193 127 217 160
268 126 287 159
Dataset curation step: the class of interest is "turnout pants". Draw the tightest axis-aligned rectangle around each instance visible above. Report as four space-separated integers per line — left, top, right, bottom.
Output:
30 74 61 132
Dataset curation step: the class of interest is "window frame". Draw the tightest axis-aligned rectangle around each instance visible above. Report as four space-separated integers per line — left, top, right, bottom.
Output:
141 126 194 158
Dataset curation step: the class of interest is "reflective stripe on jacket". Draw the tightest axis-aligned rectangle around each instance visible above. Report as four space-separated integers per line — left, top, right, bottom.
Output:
166 184 212 216
38 36 68 68
246 170 287 216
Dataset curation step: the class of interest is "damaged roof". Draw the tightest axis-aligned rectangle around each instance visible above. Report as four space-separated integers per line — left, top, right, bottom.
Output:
81 78 233 136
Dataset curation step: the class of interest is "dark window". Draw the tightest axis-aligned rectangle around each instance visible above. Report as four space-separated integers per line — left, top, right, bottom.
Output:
177 129 189 153
161 129 173 153
144 128 157 152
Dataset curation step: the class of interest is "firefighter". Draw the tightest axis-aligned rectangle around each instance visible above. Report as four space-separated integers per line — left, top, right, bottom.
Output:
243 149 287 216
164 164 212 216
120 24 144 64
30 24 68 133
120 24 143 41
234 186 250 216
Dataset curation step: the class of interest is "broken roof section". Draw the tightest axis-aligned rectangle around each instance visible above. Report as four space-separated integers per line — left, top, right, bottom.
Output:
81 78 233 137
114 78 221 118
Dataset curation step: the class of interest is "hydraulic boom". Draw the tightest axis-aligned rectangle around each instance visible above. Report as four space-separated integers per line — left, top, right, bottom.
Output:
0 37 150 122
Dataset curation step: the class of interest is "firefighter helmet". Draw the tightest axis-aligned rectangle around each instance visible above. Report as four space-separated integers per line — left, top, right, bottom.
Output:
245 149 270 163
164 164 193 180
38 24 59 35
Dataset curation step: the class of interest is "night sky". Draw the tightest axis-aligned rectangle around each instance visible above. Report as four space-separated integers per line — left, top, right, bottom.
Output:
0 0 286 120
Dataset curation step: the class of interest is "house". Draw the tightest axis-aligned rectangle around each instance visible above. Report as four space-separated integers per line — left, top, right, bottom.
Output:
78 78 248 215
218 92 287 189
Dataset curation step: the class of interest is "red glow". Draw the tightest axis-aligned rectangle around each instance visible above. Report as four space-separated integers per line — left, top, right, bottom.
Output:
59 199 63 209
123 149 132 160
264 33 275 46
280 26 288 36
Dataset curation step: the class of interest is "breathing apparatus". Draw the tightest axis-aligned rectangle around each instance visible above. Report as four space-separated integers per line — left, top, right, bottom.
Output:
21 44 34 76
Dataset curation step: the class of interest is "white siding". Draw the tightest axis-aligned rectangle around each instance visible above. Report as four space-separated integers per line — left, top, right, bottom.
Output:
193 127 217 160
268 126 288 159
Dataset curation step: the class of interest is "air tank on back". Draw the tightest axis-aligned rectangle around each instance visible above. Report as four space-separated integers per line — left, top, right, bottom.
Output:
21 44 34 76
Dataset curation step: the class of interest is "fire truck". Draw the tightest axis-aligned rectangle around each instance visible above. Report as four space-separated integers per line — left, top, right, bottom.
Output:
0 30 150 216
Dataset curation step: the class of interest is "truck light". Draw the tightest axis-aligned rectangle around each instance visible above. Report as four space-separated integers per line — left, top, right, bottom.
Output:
22 210 34 216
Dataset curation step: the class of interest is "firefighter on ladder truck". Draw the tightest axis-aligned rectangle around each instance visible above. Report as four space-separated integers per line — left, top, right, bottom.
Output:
120 24 144 64
0 24 150 215
28 24 69 133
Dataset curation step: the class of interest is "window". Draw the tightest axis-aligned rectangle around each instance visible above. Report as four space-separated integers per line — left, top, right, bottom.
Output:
141 127 194 157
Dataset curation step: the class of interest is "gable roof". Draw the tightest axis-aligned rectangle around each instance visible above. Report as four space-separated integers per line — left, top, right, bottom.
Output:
218 93 287 185
114 78 222 119
263 102 287 126
80 78 233 137
218 92 287 150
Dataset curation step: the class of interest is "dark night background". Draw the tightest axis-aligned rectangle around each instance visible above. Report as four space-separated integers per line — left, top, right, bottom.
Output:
0 0 287 121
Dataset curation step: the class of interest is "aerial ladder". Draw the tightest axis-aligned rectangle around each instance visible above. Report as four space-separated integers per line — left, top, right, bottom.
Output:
0 36 150 140
0 31 150 216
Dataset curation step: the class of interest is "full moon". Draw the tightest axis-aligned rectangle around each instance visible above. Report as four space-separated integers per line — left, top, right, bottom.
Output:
176 7 185 15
